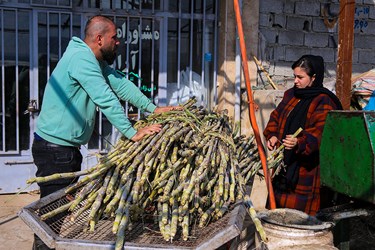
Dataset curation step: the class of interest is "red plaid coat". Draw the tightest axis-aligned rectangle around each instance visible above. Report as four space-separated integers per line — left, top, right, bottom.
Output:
263 88 341 215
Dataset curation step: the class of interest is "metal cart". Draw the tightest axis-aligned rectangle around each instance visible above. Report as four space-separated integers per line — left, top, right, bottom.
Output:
319 111 375 249
18 188 251 250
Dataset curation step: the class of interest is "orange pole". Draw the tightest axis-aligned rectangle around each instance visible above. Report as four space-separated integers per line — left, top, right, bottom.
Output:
233 0 276 209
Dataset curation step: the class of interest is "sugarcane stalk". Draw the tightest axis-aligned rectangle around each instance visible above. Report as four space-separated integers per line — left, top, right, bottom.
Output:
171 144 179 164
205 131 236 150
178 159 192 182
70 188 99 222
161 202 169 225
158 213 166 240
41 200 75 221
238 136 255 159
69 178 102 211
183 130 194 145
178 202 189 222
160 126 191 163
132 162 146 203
114 199 131 250
89 205 104 232
199 203 215 228
196 139 216 181
244 161 262 184
180 170 197 206
160 175 175 203
27 168 93 185
113 180 133 233
239 151 257 167
162 224 171 242
64 164 112 194
243 195 267 243
104 183 125 216
214 201 230 219
141 124 170 163
183 97 197 108
153 123 183 161
268 152 284 174
223 173 230 202
169 200 179 240
217 157 226 197
239 156 258 172
228 151 237 203
88 168 113 229
195 153 204 166
206 173 218 192
108 136 152 196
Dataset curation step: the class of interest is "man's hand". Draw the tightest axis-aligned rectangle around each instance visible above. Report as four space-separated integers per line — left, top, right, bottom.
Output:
154 106 183 114
131 124 162 141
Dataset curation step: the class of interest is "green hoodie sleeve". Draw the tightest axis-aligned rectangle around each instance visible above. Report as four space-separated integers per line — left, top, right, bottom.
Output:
69 54 138 139
101 64 157 113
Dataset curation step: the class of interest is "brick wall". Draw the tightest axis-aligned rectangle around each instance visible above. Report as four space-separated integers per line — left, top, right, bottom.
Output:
257 0 375 89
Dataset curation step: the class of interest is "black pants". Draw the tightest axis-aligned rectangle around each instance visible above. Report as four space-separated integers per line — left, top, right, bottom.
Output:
31 135 82 249
32 136 82 198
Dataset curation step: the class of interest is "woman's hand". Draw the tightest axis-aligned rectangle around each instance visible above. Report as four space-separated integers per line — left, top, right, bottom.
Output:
154 106 183 114
131 124 162 141
282 134 298 150
267 136 278 151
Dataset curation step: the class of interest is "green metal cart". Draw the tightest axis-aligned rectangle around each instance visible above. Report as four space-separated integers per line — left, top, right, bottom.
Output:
320 110 375 204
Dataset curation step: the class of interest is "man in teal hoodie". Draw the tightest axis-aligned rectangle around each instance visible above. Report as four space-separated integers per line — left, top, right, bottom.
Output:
32 15 178 250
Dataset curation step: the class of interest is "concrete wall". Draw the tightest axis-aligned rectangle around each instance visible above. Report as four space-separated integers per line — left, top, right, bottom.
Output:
217 0 259 136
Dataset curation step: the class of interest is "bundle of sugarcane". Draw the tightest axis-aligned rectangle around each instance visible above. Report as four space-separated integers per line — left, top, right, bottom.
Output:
27 97 266 249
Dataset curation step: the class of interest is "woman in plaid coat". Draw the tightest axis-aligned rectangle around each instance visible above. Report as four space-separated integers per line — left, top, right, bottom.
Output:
263 55 342 215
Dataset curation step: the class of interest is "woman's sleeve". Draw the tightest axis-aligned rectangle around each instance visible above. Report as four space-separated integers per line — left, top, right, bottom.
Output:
263 91 290 140
296 94 338 156
264 108 281 140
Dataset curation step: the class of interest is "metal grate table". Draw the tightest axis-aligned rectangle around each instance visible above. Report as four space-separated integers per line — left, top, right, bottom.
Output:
19 188 248 250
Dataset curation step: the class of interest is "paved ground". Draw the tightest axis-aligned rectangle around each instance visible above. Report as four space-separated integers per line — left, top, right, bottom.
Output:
0 192 39 250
